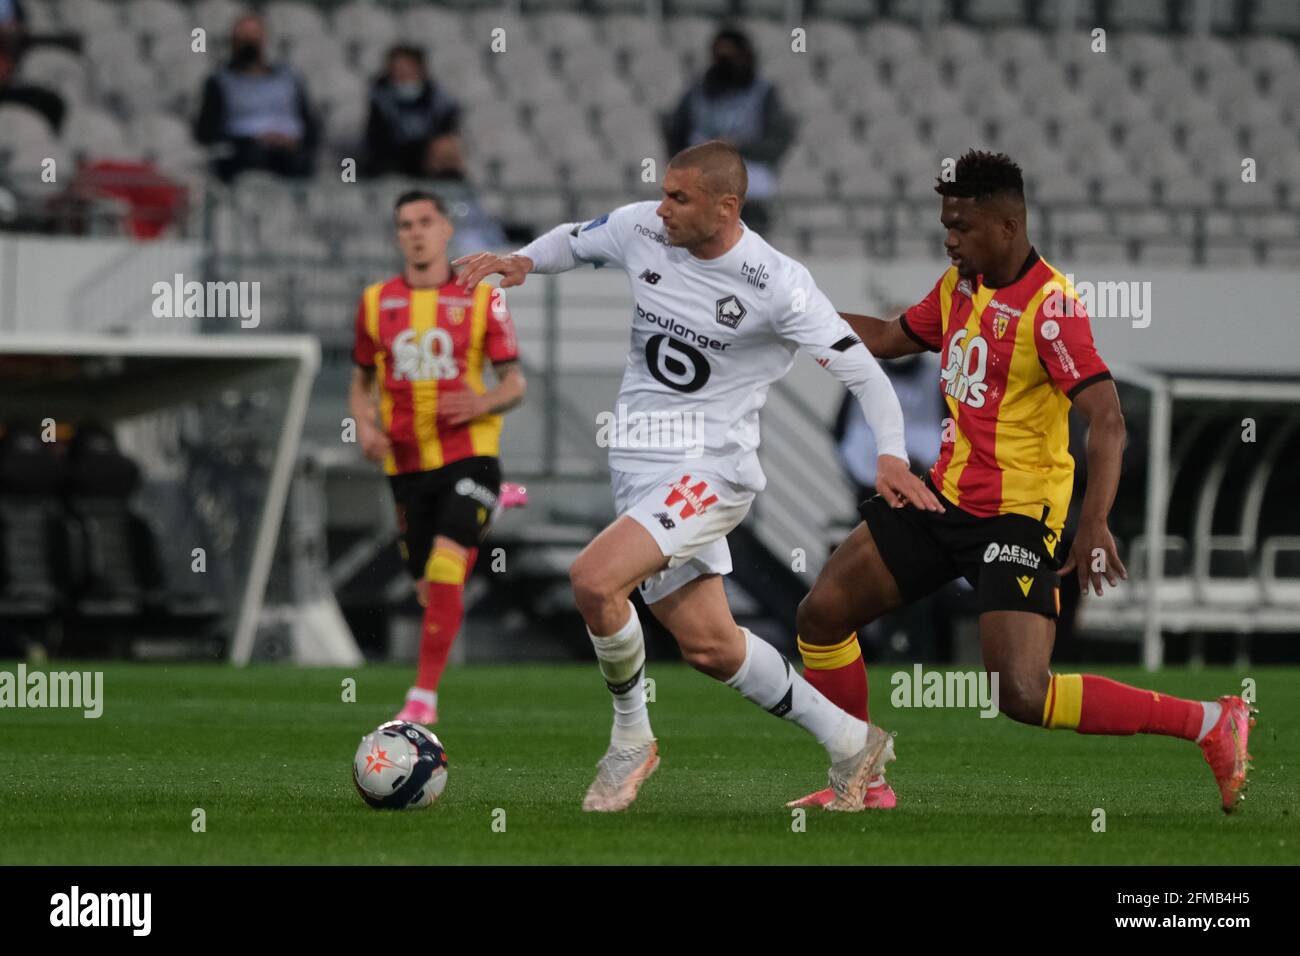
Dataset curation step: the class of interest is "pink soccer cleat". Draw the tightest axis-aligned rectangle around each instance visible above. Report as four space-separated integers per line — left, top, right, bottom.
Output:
499 482 529 510
786 776 896 810
1198 694 1257 813
394 698 438 727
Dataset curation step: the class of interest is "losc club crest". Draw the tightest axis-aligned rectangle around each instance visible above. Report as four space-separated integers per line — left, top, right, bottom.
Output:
715 294 746 329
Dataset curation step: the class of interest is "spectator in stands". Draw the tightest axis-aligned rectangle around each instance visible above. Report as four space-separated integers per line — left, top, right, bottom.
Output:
362 45 464 180
0 0 24 34
664 27 795 233
193 12 318 182
0 29 64 133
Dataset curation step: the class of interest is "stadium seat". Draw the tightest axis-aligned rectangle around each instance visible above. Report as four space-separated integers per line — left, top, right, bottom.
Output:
0 426 69 639
16 46 87 105
1202 238 1259 266
1115 30 1179 71
193 0 244 36
1252 0 1300 35
66 0 121 32
0 102 57 148
1261 538 1300 606
1262 242 1300 268
816 0 880 21
62 107 139 162
1138 238 1197 267
264 1 330 44
1110 0 1172 31
964 0 1030 28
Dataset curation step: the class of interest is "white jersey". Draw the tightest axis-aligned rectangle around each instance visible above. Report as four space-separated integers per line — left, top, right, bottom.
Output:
518 201 906 491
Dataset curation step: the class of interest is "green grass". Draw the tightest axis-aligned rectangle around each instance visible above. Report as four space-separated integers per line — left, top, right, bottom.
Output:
0 662 1295 865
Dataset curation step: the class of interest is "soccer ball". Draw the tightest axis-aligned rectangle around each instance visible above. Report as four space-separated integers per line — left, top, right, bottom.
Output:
352 720 448 810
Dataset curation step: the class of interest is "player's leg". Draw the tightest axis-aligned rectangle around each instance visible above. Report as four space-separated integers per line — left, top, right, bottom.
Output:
785 522 905 808
396 460 499 725
394 534 471 725
648 573 895 812
978 530 1256 812
569 514 669 739
795 520 904 724
788 500 957 808
568 515 674 811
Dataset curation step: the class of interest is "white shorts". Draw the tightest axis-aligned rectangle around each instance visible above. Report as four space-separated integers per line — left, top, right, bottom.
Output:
610 462 755 606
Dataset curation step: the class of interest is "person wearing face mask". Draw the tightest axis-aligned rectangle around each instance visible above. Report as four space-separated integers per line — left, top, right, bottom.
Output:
193 12 318 182
362 45 464 180
663 27 795 234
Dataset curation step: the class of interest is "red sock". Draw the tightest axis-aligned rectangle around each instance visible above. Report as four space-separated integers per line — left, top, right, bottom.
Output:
415 581 463 691
797 634 869 722
1044 674 1202 739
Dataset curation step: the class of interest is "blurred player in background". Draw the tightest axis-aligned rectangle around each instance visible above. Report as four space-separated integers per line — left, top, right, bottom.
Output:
350 190 527 726
455 140 940 812
792 151 1255 812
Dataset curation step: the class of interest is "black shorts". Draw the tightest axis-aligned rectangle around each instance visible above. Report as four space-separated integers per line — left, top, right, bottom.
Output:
388 456 501 580
858 481 1062 619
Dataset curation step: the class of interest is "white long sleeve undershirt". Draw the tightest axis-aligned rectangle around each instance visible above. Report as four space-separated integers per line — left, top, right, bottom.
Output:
513 222 581 274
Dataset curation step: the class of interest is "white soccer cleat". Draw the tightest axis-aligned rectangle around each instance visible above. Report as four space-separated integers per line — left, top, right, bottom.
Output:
581 740 659 812
825 724 895 812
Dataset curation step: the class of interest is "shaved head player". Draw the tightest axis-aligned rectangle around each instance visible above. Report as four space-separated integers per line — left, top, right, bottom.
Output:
455 140 939 812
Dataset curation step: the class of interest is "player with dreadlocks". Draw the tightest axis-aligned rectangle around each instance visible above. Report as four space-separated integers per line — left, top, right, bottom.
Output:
784 150 1256 813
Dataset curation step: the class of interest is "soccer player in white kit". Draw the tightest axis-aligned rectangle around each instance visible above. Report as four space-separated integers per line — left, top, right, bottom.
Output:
455 141 940 812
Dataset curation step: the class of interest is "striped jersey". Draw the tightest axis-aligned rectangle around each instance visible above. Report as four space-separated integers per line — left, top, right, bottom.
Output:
353 276 519 475
899 249 1111 535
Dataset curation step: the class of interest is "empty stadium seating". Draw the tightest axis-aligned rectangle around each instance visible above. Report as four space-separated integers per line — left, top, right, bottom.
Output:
0 0 1293 267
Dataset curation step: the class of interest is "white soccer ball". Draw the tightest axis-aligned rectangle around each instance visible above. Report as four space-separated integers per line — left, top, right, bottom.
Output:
352 720 449 810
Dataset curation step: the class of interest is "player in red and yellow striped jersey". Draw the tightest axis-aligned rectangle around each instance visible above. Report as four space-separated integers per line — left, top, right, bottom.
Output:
790 151 1254 812
350 190 526 725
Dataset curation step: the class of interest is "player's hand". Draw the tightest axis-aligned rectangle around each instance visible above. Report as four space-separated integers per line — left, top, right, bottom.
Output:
358 422 391 463
1060 517 1128 596
451 252 533 290
438 389 489 427
875 455 943 512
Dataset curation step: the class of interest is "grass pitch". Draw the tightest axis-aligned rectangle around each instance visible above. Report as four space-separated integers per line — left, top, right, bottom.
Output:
1 662 1294 865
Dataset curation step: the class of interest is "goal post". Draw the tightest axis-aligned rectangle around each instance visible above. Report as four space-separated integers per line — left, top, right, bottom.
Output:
0 335 326 664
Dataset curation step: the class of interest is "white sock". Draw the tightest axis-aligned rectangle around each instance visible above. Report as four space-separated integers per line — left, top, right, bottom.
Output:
406 687 437 709
588 602 653 747
725 628 867 764
1196 701 1222 742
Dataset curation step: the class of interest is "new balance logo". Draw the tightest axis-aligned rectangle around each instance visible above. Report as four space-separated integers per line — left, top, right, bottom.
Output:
638 270 662 285
653 511 676 530
664 475 718 518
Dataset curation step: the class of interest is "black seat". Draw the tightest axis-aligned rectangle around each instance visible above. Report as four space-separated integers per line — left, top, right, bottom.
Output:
63 423 152 625
0 424 70 646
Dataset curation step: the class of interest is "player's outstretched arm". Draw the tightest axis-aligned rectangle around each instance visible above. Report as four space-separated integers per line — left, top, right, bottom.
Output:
454 214 611 289
1059 380 1128 595
452 251 534 290
838 312 926 359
